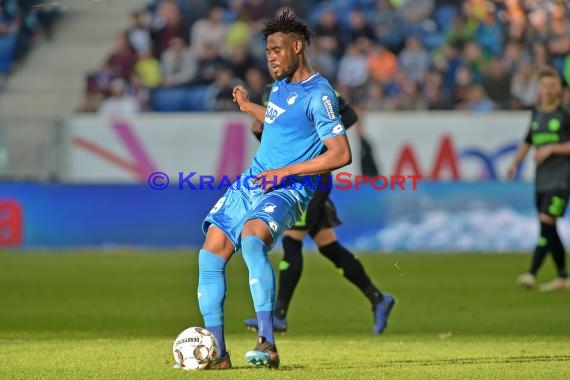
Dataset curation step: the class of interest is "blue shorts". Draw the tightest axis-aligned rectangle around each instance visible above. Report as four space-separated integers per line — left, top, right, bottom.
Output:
202 178 305 252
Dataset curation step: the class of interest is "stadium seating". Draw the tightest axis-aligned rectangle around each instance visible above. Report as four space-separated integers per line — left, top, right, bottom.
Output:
149 85 210 112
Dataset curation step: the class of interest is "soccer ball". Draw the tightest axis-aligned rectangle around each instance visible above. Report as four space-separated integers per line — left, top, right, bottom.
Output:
172 327 219 370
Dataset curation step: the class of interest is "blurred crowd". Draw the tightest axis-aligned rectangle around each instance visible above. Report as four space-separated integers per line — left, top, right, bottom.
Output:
79 0 570 115
0 0 63 91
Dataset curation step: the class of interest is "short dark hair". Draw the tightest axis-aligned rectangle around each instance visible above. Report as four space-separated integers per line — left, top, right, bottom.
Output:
261 9 312 45
538 69 561 80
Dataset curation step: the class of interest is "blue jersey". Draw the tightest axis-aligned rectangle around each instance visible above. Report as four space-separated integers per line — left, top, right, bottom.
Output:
247 73 345 200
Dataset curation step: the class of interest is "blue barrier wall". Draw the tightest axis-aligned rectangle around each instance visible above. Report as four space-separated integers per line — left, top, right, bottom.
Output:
1 182 568 251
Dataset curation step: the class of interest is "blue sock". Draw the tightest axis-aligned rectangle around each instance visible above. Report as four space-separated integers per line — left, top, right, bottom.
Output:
256 311 274 344
197 249 228 356
242 235 275 344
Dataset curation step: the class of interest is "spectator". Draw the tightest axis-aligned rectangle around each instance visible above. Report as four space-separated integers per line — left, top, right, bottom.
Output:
135 49 162 89
150 0 188 58
206 68 241 111
503 41 527 73
337 43 369 106
242 0 274 25
368 44 398 84
545 2 570 75
453 66 474 107
347 9 376 46
528 8 548 45
532 42 551 71
104 31 137 83
423 71 450 110
127 10 152 55
475 1 505 57
372 0 407 51
244 67 268 105
223 11 252 57
363 82 390 111
504 0 528 45
445 13 478 46
227 43 259 82
313 8 345 60
190 6 228 59
395 0 435 24
462 41 488 84
98 79 140 119
457 84 495 112
398 36 431 84
482 58 512 109
160 37 196 87
511 61 539 109
194 43 229 85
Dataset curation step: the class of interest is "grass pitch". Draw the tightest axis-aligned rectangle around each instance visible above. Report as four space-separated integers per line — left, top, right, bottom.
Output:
1 251 570 379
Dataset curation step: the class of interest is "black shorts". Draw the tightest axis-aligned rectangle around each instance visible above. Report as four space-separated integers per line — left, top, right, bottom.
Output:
289 175 342 238
536 190 570 218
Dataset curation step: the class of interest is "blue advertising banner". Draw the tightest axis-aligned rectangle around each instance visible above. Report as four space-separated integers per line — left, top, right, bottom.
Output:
1 182 568 252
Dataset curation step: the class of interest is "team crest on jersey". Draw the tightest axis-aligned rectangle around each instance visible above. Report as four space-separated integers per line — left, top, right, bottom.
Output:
272 86 279 93
263 203 277 213
287 92 298 105
549 118 561 131
265 101 285 124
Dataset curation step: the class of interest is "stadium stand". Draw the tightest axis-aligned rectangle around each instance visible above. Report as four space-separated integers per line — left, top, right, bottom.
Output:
79 0 570 114
0 0 63 91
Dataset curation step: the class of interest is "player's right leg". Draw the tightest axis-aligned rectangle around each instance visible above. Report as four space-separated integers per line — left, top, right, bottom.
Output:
518 192 549 288
199 189 248 369
199 227 234 369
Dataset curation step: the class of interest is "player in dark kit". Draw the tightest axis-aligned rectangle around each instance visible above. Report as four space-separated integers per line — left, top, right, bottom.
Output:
243 84 396 334
508 70 570 291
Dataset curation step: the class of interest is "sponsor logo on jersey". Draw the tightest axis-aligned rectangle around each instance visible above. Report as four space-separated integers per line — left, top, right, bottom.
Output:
287 92 298 105
332 124 344 134
269 220 279 232
322 95 336 120
265 101 286 124
272 86 279 93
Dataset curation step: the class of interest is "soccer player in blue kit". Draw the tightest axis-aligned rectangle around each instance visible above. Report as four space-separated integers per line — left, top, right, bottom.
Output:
197 10 351 369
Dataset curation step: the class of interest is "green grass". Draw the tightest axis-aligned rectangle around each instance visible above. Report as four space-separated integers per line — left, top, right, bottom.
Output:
1 251 570 379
